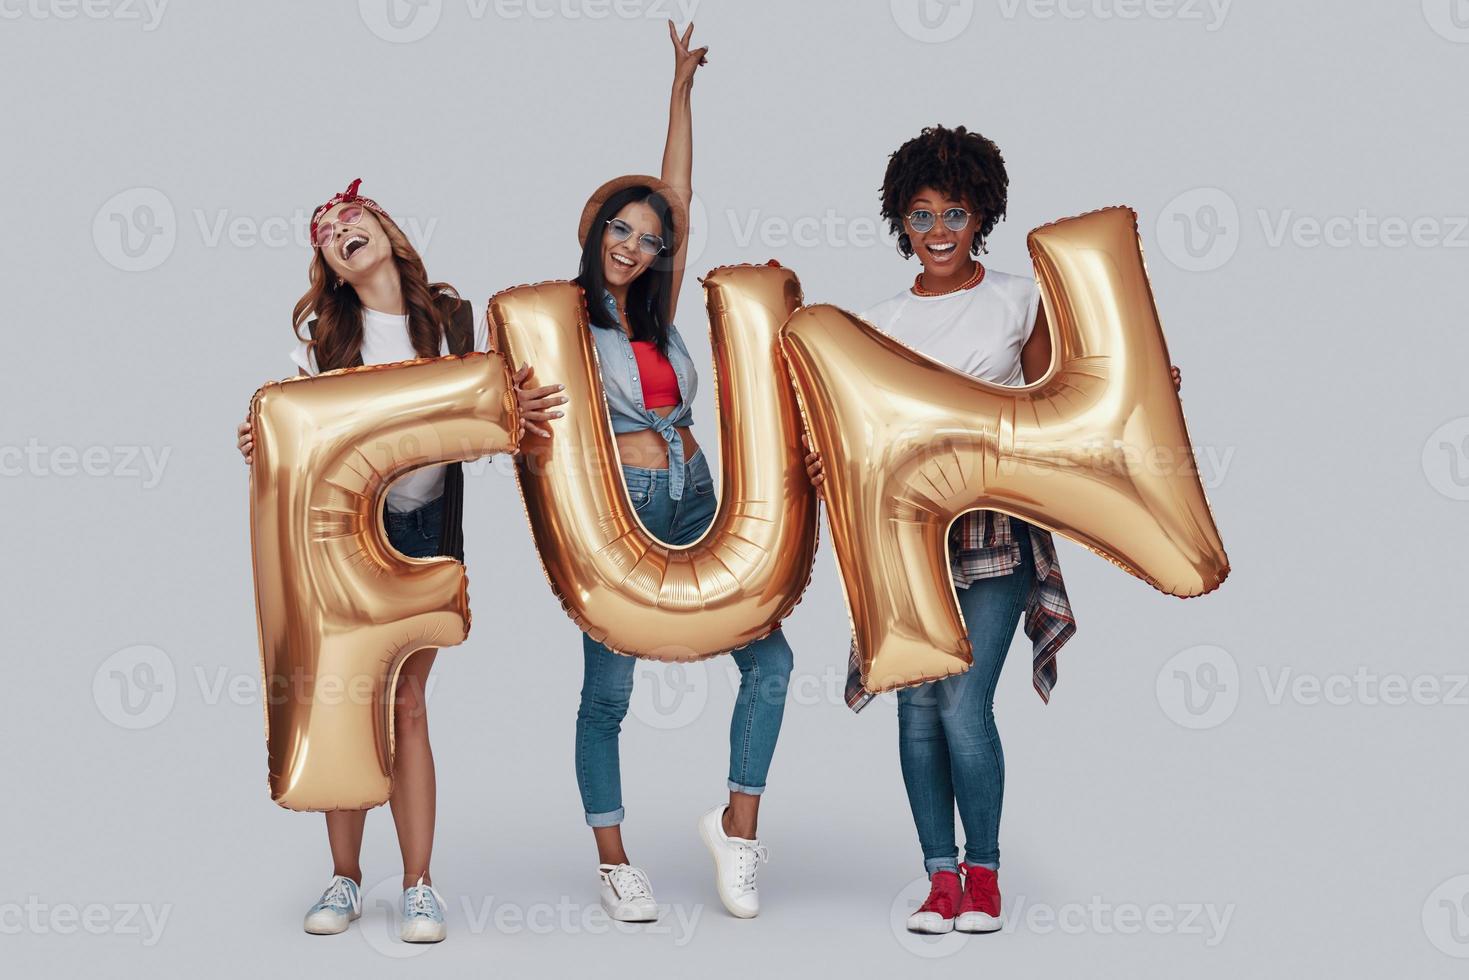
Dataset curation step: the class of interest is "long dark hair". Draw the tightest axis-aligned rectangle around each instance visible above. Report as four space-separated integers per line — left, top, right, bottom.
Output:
292 210 461 372
575 185 678 355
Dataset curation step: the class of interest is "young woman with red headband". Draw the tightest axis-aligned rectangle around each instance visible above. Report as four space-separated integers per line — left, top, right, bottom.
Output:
235 179 564 943
806 126 1180 936
548 22 794 924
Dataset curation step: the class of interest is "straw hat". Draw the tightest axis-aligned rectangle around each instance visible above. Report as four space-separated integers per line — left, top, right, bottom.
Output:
576 173 689 250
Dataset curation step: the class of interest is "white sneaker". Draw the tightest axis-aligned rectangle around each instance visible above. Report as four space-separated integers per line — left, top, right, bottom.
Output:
698 805 768 919
598 863 659 922
303 875 361 935
400 876 447 943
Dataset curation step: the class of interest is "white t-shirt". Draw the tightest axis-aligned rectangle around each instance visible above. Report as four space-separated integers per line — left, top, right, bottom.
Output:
861 268 1041 385
289 305 491 513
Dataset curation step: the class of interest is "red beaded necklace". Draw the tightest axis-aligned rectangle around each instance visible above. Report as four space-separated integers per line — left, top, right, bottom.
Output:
913 260 985 297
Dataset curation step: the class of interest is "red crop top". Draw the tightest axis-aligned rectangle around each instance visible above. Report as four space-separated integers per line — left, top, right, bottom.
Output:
630 339 680 409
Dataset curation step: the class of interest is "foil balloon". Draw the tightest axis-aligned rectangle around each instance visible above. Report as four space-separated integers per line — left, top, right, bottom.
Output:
249 353 519 811
781 206 1229 695
489 264 818 661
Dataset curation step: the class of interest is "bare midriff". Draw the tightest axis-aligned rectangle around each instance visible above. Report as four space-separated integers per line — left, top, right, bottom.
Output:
613 405 699 469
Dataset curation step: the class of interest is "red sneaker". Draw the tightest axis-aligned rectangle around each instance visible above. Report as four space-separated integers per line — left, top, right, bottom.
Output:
906 870 961 934
957 864 1002 933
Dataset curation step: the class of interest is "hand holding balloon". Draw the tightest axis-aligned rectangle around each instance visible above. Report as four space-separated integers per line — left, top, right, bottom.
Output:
237 411 253 464
512 363 567 439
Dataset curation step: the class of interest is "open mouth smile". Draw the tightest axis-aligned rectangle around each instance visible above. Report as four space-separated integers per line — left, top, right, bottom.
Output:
610 252 637 268
340 234 369 262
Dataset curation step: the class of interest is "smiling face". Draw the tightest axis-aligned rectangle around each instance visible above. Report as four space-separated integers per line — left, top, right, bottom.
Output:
905 185 980 279
600 200 663 291
313 202 393 284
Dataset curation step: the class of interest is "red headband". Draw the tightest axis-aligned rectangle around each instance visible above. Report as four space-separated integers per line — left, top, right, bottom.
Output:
309 177 391 241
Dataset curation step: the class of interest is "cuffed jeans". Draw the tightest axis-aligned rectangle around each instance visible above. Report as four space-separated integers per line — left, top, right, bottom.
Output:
575 448 795 827
897 518 1035 875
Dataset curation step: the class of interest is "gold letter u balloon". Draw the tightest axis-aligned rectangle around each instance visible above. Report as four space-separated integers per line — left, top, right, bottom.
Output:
490 264 819 661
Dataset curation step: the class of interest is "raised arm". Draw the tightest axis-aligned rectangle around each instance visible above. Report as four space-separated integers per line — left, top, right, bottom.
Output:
661 20 707 323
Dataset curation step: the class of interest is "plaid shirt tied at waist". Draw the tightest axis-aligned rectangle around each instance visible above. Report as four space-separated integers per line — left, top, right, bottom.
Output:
844 509 1078 712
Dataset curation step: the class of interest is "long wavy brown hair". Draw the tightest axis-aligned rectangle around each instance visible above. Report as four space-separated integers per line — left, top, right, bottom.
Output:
292 210 461 372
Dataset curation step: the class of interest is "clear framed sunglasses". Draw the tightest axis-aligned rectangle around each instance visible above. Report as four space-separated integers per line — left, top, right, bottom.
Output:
905 207 971 234
606 217 667 256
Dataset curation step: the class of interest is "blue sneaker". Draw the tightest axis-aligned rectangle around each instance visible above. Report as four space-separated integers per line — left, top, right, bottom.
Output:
401 876 447 943
303 875 361 935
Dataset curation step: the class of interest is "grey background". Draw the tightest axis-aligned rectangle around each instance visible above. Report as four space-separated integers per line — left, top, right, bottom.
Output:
3 0 1467 975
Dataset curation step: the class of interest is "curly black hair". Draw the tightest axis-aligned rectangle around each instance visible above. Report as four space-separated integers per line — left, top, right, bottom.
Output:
880 125 1009 258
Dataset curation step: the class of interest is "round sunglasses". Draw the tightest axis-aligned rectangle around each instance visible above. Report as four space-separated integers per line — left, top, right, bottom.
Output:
606 217 667 256
905 207 972 235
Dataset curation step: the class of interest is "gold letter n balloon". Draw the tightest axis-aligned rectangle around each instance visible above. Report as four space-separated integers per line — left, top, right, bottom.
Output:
781 207 1230 695
250 354 519 810
490 264 818 660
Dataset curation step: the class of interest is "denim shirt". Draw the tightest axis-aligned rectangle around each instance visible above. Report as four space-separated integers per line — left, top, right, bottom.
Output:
588 290 700 499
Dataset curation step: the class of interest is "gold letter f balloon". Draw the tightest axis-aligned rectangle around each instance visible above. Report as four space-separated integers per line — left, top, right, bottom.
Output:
781 207 1230 694
250 355 519 810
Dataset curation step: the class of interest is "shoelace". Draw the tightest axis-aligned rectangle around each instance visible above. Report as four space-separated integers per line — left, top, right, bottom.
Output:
318 877 357 913
403 877 444 919
603 864 653 902
917 874 960 918
732 841 769 892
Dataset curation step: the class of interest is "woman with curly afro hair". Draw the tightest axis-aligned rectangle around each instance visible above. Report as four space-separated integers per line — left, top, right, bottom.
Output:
806 124 1178 936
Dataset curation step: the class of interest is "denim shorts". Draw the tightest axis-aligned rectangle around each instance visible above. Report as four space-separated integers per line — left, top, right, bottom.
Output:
383 494 446 559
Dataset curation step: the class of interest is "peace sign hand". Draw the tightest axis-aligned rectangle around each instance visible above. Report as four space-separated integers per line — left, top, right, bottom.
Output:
668 20 708 91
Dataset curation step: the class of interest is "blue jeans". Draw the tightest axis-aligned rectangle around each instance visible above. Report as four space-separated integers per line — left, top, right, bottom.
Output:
575 448 796 827
383 495 446 558
897 519 1035 875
